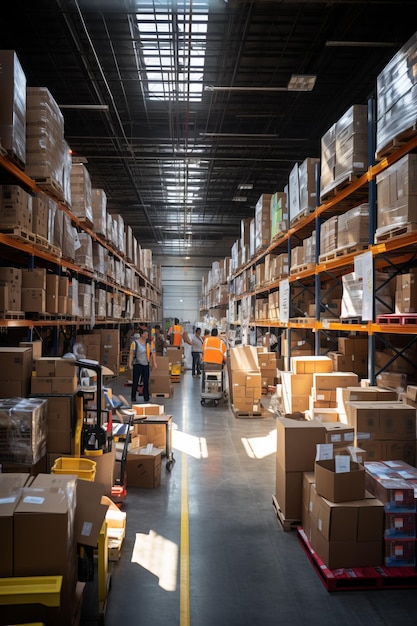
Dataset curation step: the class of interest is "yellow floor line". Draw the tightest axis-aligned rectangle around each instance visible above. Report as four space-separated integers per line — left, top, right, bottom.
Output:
180 452 190 625
180 373 190 626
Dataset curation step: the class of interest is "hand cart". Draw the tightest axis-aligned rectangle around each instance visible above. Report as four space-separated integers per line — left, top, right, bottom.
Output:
200 362 227 407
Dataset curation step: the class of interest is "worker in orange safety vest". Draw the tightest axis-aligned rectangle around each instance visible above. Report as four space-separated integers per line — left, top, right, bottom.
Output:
168 318 192 348
202 327 227 365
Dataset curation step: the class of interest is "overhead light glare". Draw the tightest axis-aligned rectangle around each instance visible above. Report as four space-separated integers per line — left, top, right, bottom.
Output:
59 104 109 111
232 196 247 202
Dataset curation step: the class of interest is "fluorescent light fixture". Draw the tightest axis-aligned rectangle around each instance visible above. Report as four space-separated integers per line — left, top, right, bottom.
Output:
185 256 190 260
232 196 247 202
238 183 253 190
200 132 279 138
59 104 109 111
326 40 397 48
287 74 317 91
205 74 316 93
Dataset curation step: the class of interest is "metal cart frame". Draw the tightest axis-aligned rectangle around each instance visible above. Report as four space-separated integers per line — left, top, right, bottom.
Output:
200 362 227 407
133 414 175 471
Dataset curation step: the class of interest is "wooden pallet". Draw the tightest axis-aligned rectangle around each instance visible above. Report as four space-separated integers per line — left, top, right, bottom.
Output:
290 263 315 275
376 123 417 160
320 171 364 202
0 310 25 320
289 317 316 325
297 527 417 591
35 234 62 258
34 176 65 201
272 496 301 532
232 404 270 419
290 207 314 226
319 243 368 263
0 226 37 244
375 221 417 242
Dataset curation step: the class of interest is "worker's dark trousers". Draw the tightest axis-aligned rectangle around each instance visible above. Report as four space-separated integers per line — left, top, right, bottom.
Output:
132 362 150 401
192 351 202 375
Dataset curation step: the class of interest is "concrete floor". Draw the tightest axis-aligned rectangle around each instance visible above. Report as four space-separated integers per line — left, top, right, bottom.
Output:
81 370 417 626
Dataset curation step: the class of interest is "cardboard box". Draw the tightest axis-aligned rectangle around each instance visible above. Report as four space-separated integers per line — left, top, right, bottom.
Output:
46 394 74 454
323 423 355 446
230 345 260 372
291 356 333 374
276 417 326 472
30 474 109 547
133 403 164 416
0 347 32 380
275 460 303 520
13 488 72 576
19 340 43 360
0 490 22 576
315 459 365 502
126 447 162 488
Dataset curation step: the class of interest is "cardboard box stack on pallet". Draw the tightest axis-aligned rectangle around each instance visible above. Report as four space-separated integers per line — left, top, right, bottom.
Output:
150 355 172 396
305 451 385 570
274 346 417 570
229 345 267 414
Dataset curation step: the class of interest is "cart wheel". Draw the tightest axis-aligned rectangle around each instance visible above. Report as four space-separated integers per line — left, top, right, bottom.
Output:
166 460 173 471
214 400 218 407
201 399 205 406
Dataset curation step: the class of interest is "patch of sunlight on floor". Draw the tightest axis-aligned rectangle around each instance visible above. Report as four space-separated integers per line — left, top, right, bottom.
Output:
131 530 178 591
172 428 208 459
241 429 277 459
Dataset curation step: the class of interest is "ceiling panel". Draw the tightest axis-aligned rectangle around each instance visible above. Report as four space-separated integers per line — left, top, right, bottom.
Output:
0 0 416 264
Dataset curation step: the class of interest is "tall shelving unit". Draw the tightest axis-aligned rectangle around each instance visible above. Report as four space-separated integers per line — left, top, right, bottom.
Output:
0 151 162 352
229 108 417 384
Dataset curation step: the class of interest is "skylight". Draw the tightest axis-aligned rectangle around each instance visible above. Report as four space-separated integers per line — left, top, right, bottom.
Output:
136 2 208 102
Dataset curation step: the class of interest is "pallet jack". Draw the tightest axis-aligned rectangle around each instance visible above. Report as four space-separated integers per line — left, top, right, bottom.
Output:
103 388 136 504
73 359 136 505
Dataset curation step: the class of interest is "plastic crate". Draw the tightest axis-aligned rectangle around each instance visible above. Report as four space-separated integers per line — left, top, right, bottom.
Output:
51 457 96 481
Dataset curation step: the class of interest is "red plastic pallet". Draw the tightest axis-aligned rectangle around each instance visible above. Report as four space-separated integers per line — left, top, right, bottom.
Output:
376 313 417 325
297 527 417 591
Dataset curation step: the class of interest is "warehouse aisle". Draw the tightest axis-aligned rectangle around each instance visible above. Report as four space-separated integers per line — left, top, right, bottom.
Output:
90 372 417 626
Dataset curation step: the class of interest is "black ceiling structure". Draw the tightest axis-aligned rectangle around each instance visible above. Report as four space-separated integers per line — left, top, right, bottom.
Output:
1 0 417 264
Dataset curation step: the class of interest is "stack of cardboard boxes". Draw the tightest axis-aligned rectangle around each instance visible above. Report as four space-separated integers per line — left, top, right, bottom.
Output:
365 460 417 567
304 452 385 569
229 345 262 413
0 472 107 626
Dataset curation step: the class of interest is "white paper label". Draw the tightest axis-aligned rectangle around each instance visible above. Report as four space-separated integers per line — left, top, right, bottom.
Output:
335 456 350 474
316 443 333 461
81 521 93 537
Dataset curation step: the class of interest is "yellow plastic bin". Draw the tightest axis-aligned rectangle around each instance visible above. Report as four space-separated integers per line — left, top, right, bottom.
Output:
51 457 97 482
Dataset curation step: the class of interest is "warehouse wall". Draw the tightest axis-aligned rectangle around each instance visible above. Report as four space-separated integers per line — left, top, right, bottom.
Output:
159 259 209 326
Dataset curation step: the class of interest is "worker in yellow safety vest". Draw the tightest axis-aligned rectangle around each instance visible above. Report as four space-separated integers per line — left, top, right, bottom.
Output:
128 327 157 402
168 318 192 348
202 327 227 365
